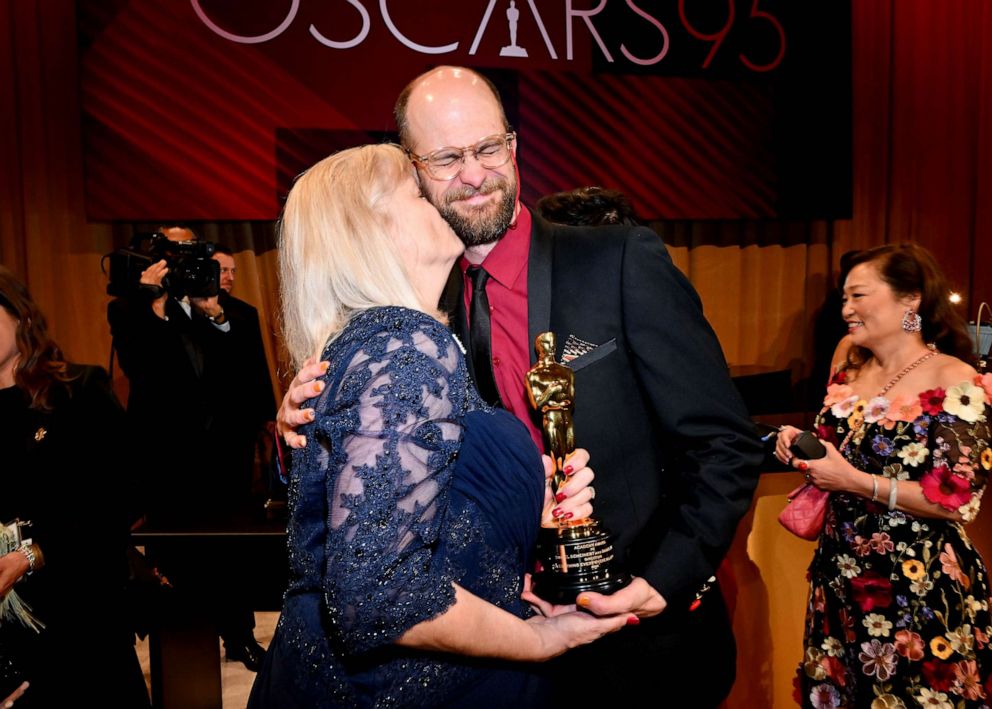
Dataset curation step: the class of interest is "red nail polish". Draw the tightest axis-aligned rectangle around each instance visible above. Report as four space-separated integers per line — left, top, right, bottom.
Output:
626 616 640 626
564 464 574 475
563 512 574 520
555 492 567 503
552 508 563 518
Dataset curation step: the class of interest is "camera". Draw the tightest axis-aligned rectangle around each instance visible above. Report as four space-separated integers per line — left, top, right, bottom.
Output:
104 232 220 299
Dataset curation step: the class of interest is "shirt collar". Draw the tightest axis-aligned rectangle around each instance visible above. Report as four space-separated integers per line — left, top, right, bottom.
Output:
459 206 531 288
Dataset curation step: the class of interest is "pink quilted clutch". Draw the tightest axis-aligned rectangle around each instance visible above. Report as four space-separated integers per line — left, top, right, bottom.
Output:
778 484 829 540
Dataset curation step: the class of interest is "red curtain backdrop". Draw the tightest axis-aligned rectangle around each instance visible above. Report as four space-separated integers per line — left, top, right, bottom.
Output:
2 0 991 397
835 0 992 313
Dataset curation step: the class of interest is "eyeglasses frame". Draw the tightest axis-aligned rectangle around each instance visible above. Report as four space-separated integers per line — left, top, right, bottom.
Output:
405 131 517 181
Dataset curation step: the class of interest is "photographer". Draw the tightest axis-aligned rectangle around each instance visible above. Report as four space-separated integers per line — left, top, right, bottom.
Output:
108 226 229 514
107 225 265 671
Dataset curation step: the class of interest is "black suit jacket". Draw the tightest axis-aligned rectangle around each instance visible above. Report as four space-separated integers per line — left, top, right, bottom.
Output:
0 365 148 706
108 294 236 518
443 214 762 702
444 213 763 609
108 294 227 433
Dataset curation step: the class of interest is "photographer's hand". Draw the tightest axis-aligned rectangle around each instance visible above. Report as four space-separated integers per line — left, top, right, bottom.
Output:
140 260 169 320
190 295 224 322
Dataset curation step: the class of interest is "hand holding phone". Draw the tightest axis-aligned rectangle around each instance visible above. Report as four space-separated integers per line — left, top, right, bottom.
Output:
789 431 827 460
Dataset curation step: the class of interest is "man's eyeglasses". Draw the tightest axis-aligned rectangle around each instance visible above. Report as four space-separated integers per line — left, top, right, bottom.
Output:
407 132 516 181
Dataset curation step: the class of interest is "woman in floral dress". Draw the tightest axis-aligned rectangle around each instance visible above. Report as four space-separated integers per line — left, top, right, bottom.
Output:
777 244 992 708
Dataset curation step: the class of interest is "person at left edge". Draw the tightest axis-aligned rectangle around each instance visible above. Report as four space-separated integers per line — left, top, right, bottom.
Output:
0 265 149 707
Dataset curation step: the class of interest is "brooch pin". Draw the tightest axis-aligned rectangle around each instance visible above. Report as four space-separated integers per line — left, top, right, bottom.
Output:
34 427 47 442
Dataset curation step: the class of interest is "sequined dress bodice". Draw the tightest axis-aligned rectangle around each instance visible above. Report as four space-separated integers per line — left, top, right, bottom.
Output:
249 307 546 708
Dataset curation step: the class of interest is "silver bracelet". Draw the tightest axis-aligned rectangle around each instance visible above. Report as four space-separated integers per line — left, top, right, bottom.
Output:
17 543 38 574
888 478 899 512
871 475 879 502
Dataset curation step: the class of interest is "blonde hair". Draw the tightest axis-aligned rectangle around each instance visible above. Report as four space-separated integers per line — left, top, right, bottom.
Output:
279 143 427 368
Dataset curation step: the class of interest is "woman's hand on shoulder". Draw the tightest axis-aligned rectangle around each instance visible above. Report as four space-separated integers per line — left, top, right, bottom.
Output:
540 449 595 527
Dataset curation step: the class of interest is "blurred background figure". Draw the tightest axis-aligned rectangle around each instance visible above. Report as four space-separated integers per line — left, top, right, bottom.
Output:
0 265 149 707
211 244 276 507
536 186 642 227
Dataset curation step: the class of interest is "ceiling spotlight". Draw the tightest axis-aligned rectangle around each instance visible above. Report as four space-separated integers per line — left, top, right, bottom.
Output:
949 292 963 304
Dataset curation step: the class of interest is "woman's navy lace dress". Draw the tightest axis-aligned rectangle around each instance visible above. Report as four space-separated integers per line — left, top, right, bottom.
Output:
249 307 547 708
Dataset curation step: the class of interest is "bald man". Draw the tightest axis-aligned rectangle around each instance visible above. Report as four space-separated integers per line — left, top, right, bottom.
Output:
284 67 763 705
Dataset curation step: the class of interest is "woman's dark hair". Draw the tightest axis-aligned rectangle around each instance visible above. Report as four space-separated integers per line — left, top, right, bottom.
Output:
844 243 976 370
0 265 75 410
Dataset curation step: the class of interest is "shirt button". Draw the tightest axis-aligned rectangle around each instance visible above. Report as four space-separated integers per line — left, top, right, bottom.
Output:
493 357 501 367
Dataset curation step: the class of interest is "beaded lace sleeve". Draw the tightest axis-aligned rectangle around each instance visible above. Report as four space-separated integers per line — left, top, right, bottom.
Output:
312 311 467 655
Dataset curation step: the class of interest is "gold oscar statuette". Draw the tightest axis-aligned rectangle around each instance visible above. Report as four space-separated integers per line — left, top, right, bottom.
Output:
526 332 628 603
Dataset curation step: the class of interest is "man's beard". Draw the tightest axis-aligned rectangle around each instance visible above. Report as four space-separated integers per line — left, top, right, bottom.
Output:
433 176 516 248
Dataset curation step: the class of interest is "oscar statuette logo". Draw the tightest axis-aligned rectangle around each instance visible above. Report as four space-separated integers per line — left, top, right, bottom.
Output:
526 332 628 603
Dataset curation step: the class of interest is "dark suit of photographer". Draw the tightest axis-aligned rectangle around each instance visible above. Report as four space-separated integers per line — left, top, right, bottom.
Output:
108 260 228 517
107 227 265 670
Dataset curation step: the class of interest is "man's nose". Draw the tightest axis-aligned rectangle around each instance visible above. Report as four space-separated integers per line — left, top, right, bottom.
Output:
457 153 489 188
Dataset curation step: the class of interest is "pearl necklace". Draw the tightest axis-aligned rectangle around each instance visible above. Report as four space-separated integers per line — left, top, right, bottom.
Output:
878 349 938 397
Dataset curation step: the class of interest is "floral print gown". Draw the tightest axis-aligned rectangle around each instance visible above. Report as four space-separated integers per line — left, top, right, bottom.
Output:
799 373 992 708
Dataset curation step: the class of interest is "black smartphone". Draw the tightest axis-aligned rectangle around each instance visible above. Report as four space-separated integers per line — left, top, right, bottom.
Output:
790 431 827 460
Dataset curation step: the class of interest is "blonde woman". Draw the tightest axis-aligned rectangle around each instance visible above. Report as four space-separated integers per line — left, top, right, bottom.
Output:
248 145 626 708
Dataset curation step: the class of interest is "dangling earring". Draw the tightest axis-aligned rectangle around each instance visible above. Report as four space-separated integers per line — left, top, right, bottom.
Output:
902 309 922 333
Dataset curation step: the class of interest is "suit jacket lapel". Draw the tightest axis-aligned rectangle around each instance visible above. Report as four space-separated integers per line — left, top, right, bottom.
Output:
527 214 554 364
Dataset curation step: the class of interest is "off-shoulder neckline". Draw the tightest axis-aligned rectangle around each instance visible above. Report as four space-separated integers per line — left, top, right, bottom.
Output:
825 378 986 403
